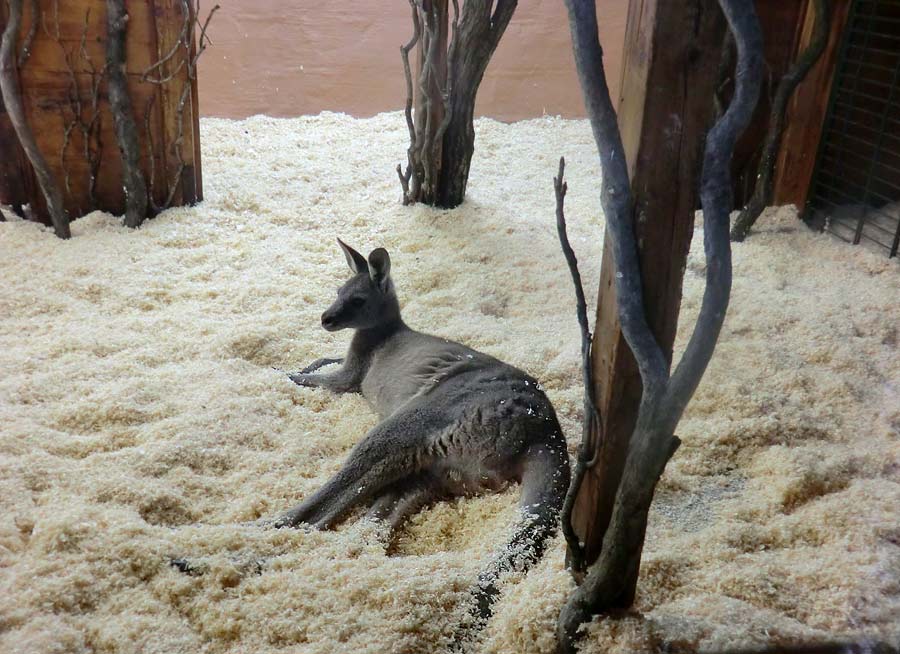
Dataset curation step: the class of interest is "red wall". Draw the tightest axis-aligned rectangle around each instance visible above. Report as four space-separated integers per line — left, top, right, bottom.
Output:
197 1 628 120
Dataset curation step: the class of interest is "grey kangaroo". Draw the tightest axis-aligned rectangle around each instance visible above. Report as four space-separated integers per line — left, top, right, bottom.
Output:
278 239 571 621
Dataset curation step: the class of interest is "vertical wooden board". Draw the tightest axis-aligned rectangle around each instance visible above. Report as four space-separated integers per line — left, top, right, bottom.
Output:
773 1 852 208
570 0 725 574
150 0 201 209
17 0 157 73
180 21 201 204
2 0 202 225
189 29 203 202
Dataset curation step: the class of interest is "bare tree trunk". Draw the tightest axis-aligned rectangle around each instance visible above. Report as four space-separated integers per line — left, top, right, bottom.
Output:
0 0 70 239
398 0 516 208
435 0 516 208
730 0 830 242
106 0 149 229
555 0 763 651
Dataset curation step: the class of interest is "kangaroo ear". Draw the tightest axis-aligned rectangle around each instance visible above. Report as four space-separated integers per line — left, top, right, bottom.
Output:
337 238 368 274
367 248 391 290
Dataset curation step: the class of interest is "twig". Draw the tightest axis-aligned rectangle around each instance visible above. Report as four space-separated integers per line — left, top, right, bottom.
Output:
141 0 217 211
141 0 192 84
398 0 421 204
144 95 160 213
59 119 75 194
0 0 70 238
553 156 601 574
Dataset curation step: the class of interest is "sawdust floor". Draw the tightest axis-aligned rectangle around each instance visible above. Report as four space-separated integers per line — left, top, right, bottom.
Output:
1 113 898 654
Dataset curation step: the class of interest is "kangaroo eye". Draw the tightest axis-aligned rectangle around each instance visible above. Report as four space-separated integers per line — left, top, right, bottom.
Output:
349 297 366 308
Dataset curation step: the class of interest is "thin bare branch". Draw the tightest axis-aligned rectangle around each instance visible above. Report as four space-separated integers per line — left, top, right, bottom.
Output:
553 156 601 574
141 0 191 83
188 3 219 74
144 95 160 213
399 0 422 204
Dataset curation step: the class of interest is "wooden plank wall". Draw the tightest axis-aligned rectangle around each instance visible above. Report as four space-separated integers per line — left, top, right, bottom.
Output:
730 1 809 207
773 1 854 207
0 0 202 225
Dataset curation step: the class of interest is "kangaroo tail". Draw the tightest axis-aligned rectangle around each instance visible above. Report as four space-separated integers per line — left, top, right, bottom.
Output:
460 437 571 643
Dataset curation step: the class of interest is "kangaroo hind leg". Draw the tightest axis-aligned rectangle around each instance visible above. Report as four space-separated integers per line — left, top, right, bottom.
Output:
275 403 453 530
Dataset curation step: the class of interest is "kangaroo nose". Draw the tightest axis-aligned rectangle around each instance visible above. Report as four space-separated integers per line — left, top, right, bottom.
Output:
321 312 336 329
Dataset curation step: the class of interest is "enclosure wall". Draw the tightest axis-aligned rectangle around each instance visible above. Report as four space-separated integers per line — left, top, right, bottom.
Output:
197 0 628 120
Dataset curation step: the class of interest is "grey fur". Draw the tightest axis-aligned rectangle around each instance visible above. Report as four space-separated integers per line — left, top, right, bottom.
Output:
280 239 571 623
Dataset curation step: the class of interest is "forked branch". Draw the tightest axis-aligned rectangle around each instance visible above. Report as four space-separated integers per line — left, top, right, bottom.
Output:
730 0 831 242
555 0 763 651
142 0 217 212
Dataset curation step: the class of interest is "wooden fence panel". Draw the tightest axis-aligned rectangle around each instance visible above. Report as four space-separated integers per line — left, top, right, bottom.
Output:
0 0 202 225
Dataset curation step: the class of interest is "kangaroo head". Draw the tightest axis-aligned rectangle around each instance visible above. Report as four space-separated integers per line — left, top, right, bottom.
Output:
321 239 398 332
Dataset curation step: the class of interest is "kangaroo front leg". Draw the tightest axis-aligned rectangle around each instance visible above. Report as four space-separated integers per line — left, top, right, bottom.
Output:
287 358 359 393
299 357 343 374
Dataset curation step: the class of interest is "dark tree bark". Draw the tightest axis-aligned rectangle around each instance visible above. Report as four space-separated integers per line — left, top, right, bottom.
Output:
435 0 516 208
555 0 763 651
398 0 516 208
106 0 149 228
0 0 70 239
730 0 830 242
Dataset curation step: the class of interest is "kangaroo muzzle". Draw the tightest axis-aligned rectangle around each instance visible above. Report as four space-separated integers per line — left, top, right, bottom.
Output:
321 310 340 331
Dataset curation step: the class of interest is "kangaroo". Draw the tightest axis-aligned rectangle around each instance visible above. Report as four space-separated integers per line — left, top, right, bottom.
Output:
277 239 571 623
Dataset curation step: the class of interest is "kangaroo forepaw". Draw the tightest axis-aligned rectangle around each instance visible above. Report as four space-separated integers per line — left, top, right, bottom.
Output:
300 357 343 374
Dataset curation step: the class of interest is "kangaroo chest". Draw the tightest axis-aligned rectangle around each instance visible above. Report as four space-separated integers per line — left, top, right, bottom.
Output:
359 331 485 418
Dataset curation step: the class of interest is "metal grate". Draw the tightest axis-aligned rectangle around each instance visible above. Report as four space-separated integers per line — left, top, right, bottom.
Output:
805 0 900 257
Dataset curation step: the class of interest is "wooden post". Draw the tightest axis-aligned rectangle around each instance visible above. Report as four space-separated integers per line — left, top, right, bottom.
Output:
569 0 725 570
150 0 203 209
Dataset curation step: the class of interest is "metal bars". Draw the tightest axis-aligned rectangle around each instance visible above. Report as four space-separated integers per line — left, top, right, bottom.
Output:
805 0 900 257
